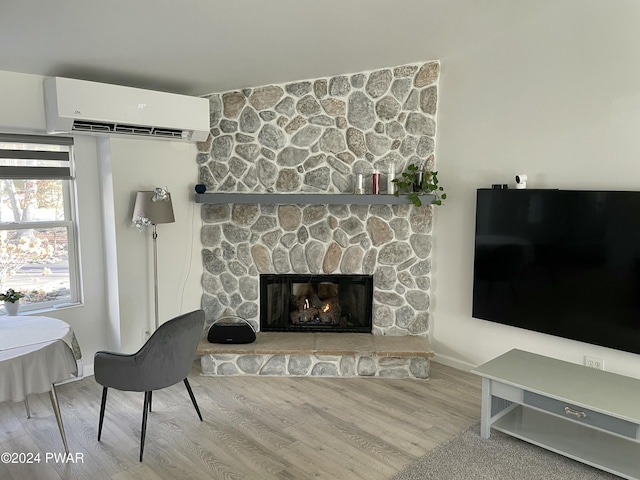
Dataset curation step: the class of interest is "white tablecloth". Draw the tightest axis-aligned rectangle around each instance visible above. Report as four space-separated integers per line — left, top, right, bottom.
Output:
0 316 82 403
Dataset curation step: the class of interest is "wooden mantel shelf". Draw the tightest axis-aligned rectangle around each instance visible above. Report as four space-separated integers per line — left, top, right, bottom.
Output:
194 193 435 205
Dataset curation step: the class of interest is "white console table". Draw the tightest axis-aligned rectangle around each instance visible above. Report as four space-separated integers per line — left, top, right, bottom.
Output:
473 349 640 480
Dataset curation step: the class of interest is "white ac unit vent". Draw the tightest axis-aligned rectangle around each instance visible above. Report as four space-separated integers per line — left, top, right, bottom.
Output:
71 120 184 139
44 77 210 143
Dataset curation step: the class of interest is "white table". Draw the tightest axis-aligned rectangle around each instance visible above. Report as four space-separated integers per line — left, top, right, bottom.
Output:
0 316 83 453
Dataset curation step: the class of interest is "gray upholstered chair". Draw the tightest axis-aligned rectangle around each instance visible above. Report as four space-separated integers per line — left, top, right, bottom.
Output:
94 309 205 461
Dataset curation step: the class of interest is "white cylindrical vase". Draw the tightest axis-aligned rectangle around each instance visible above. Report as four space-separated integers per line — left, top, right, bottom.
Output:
4 302 19 316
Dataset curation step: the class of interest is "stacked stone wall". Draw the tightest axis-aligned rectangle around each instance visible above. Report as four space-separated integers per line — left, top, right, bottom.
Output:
197 61 439 337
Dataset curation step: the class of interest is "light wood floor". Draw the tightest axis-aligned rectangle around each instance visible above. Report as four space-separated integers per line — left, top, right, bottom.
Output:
0 362 481 480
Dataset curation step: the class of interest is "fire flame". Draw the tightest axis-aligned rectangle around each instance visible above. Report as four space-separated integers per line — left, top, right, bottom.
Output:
304 298 310 310
322 303 331 313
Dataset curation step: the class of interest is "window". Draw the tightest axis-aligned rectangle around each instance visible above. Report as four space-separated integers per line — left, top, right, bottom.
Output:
0 134 81 313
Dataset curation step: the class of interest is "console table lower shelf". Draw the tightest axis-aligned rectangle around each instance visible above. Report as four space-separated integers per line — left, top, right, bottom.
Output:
473 349 640 480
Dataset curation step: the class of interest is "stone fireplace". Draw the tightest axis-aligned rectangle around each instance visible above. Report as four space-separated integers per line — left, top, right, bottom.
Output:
260 274 373 333
196 60 438 377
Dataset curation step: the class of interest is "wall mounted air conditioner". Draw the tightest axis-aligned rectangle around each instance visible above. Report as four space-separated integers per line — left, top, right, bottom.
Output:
44 77 210 142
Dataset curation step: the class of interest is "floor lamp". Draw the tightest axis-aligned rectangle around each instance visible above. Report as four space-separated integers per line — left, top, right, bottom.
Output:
132 188 175 330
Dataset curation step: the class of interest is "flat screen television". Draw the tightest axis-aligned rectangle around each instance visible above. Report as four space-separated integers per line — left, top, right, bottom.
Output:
472 188 640 355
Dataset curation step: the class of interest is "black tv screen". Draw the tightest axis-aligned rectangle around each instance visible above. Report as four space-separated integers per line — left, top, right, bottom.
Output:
472 189 640 355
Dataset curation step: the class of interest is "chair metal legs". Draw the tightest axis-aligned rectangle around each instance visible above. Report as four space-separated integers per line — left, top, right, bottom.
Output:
184 378 202 421
98 387 108 441
97 388 150 461
97 381 201 462
140 391 151 461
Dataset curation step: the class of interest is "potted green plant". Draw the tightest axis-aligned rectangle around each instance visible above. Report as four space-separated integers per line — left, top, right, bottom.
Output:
1 288 25 316
392 163 447 206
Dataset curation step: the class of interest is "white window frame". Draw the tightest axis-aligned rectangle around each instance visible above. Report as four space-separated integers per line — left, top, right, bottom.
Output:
0 133 82 312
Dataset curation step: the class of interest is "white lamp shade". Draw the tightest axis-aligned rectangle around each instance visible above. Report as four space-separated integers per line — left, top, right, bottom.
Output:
132 191 175 224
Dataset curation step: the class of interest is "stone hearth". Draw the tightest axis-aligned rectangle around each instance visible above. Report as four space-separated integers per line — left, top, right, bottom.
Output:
197 333 434 379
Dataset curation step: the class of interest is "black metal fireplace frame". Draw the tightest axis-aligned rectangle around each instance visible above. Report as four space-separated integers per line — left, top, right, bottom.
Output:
260 274 373 333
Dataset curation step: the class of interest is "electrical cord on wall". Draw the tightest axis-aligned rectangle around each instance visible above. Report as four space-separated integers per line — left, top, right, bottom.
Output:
179 196 198 314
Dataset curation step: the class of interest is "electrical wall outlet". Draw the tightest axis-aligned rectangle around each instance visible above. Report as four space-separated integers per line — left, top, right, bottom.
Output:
584 355 604 370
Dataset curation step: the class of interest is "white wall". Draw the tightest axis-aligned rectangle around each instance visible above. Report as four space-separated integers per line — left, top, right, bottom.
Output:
0 70 204 367
105 137 203 353
0 70 110 372
0 71 47 133
433 1 640 377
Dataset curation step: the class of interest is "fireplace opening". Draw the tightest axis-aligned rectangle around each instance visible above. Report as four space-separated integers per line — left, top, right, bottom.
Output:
260 274 373 333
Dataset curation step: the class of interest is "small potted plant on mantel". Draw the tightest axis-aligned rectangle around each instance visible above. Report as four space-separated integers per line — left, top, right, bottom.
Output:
392 163 447 207
1 288 25 316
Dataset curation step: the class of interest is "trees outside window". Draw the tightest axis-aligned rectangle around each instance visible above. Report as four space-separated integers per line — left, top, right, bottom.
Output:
0 134 81 312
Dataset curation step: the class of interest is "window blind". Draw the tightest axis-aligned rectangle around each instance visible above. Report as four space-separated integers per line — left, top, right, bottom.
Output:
0 133 73 179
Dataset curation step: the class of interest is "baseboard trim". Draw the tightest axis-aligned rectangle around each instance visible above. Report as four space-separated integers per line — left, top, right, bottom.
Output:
83 364 94 377
431 353 476 372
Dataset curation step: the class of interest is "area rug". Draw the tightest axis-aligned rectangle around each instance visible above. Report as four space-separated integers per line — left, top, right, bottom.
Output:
392 424 621 480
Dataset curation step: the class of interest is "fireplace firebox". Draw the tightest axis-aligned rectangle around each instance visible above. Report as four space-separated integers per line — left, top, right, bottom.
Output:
260 274 373 333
